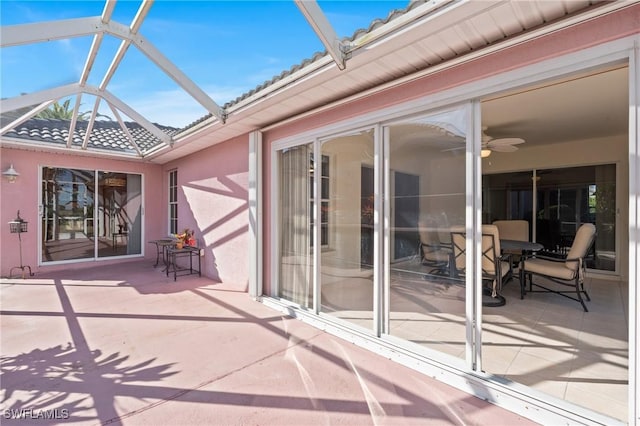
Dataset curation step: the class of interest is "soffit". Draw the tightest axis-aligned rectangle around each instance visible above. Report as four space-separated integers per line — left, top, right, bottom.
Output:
150 0 630 164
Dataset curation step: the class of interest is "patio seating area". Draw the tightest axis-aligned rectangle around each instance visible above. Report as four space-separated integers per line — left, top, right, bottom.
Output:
0 260 536 425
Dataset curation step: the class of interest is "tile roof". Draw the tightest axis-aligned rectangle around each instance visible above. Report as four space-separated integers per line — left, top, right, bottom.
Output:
2 117 179 155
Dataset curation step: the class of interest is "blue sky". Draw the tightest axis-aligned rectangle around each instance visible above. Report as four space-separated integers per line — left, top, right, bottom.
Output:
1 1 408 128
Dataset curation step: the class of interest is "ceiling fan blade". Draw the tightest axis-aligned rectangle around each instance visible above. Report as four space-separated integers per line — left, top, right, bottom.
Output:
488 137 525 146
490 144 518 152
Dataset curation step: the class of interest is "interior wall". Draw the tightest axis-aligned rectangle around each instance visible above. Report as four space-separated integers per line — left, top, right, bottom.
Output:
482 134 629 276
322 135 373 267
0 147 164 277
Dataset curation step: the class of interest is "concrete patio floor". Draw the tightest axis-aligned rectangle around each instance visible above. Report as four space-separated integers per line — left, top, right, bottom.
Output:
1 260 538 425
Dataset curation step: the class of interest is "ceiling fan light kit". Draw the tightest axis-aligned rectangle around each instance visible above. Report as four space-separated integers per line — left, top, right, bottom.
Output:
481 127 525 156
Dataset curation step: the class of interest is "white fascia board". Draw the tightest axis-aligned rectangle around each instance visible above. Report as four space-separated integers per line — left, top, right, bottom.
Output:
0 16 103 47
0 100 54 136
295 0 345 70
1 83 80 112
102 20 226 122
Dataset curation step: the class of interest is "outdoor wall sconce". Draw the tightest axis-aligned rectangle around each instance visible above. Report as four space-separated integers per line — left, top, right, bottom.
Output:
8 210 33 279
481 149 492 158
2 164 19 183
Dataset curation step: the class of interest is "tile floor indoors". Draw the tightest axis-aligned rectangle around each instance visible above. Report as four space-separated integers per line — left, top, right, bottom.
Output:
321 263 629 422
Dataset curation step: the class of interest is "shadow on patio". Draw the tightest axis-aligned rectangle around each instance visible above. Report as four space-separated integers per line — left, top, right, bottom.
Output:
0 261 537 425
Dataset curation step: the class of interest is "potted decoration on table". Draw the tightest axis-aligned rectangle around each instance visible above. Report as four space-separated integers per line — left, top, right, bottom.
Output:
174 228 195 249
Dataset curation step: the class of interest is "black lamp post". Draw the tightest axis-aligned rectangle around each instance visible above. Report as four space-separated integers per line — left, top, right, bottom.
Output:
9 210 33 278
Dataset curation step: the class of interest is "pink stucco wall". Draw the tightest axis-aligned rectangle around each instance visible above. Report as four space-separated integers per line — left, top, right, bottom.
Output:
260 5 640 295
162 135 249 290
0 147 164 277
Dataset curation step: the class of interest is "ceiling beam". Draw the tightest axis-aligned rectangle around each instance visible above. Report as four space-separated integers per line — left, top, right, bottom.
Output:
294 0 346 70
94 87 173 145
81 97 102 150
104 20 226 122
0 83 172 146
0 100 54 136
66 93 84 147
2 9 225 124
109 103 144 156
0 17 104 47
0 83 81 111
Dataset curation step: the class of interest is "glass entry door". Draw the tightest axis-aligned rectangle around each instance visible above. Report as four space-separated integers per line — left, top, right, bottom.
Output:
41 167 142 263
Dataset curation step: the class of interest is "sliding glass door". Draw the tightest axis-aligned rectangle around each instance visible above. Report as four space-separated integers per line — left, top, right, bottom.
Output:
41 167 142 263
42 168 95 262
385 107 468 359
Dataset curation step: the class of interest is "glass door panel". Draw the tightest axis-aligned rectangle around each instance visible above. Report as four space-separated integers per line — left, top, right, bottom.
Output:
535 165 615 271
41 167 95 262
386 107 467 359
482 171 533 236
97 172 142 258
319 130 375 329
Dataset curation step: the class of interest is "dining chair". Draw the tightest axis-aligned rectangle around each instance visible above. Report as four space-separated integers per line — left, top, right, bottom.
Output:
450 225 512 306
493 219 529 265
492 220 529 242
418 218 451 276
519 223 596 311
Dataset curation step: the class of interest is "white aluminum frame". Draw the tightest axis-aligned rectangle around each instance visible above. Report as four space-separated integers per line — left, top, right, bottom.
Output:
267 35 639 425
37 165 145 267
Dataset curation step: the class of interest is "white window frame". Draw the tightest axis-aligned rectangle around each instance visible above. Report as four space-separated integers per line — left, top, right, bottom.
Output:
168 169 178 235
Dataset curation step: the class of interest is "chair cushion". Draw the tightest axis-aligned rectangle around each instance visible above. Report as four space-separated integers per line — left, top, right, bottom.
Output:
493 220 529 242
523 258 576 280
423 247 451 262
566 223 596 263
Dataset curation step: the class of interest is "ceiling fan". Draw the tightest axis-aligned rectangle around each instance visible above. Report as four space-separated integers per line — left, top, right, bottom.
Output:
481 127 525 157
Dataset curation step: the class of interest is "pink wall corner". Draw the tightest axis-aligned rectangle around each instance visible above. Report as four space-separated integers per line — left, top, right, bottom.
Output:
163 135 250 289
0 147 164 277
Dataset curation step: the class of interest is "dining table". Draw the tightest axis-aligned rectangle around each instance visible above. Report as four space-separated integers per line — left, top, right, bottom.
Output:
500 239 544 299
500 239 544 253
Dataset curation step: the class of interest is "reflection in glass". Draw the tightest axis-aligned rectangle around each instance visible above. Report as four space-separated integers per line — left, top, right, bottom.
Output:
535 165 615 271
97 172 142 258
41 167 142 262
41 167 95 261
319 130 375 329
386 108 466 359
